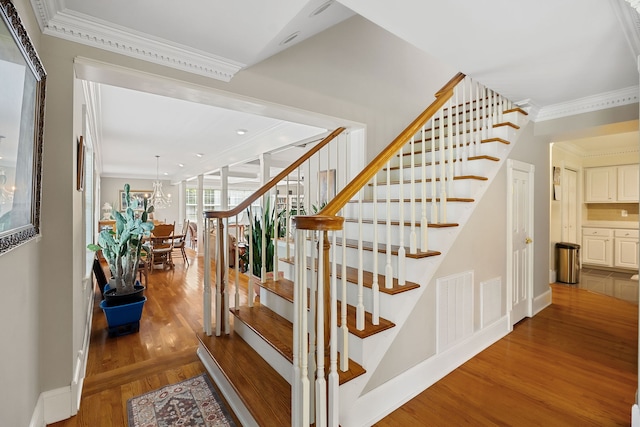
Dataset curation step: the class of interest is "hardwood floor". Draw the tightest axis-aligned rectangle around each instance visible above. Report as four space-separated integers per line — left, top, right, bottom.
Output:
50 251 638 426
376 283 638 427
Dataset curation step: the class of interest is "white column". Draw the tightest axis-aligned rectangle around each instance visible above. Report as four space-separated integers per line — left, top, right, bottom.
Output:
197 174 204 256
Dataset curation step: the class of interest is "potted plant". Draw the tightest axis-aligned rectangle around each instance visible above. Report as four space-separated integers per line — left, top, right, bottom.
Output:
88 184 154 335
242 197 283 284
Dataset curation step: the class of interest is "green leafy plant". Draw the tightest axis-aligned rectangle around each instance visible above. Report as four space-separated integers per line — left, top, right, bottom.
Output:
243 197 277 277
88 184 155 295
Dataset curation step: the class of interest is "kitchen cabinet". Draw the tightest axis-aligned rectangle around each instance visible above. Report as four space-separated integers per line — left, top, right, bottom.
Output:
582 228 613 267
614 229 639 270
617 164 639 202
584 165 639 203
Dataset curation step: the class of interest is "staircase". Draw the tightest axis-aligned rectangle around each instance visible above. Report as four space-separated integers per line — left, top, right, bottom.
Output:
197 73 529 426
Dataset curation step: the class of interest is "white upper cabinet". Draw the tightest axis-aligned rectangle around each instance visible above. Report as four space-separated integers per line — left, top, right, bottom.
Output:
585 167 616 202
617 164 639 202
585 165 639 203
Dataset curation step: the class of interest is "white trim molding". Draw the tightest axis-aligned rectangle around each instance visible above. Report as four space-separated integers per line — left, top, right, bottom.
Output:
535 85 640 122
30 1 244 81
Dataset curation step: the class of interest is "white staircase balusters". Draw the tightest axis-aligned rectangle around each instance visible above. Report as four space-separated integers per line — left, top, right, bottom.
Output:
372 174 380 325
286 175 291 260
421 124 429 253
439 108 447 224
260 195 266 285
329 230 339 426
203 217 212 336
385 160 393 289
248 205 254 307
461 80 469 175
455 87 463 177
273 205 279 283
356 188 365 330
431 114 438 225
340 223 348 370
315 230 327 427
215 218 223 336
409 136 417 254
234 214 240 312
397 146 406 287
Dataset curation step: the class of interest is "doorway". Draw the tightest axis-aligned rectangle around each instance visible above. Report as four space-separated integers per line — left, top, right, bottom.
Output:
507 159 534 327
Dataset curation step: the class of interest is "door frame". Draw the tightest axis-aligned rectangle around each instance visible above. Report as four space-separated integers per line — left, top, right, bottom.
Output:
506 159 535 328
560 161 581 244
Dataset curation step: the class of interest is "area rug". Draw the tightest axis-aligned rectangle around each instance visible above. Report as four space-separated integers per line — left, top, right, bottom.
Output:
127 374 237 427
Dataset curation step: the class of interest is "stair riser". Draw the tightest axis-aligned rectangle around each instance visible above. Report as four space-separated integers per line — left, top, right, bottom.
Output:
372 178 485 200
343 200 468 222
342 221 456 247
384 159 492 181
232 318 294 385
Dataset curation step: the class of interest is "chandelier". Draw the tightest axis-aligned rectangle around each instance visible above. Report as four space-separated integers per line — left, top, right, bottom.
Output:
149 155 172 209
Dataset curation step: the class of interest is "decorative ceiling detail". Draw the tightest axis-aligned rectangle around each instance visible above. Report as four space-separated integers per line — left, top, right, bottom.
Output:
31 0 244 81
535 85 640 122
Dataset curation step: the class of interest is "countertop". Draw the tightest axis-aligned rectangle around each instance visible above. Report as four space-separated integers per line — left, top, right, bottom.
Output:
583 221 639 229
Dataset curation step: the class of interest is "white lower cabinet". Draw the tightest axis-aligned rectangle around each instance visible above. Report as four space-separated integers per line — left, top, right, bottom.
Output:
582 227 638 270
614 229 639 270
582 228 613 267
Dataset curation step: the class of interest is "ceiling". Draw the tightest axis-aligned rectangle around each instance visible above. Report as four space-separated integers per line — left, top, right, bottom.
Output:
30 0 640 182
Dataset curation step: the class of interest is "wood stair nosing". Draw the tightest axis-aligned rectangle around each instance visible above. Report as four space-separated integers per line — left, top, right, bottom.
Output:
335 237 441 259
386 154 499 170
400 137 510 157
406 120 517 144
278 257 420 294
347 197 475 203
197 331 292 427
370 175 488 186
343 217 459 229
231 303 367 383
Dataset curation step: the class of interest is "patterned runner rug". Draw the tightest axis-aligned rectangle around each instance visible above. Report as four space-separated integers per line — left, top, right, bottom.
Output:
127 374 237 427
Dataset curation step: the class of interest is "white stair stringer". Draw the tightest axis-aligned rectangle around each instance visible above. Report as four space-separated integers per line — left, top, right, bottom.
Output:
336 112 528 426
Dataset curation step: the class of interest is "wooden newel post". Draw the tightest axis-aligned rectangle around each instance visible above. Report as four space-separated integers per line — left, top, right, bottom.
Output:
293 215 344 357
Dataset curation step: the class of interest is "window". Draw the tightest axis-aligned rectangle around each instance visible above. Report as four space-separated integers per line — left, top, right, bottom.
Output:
185 188 259 222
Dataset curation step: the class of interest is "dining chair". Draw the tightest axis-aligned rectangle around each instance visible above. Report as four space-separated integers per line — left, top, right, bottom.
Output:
149 222 175 272
188 222 198 249
172 220 189 265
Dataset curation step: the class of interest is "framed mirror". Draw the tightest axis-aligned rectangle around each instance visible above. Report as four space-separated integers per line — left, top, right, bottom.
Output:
0 0 46 255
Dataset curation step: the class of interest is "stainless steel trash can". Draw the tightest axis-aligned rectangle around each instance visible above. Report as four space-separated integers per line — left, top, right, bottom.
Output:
556 242 580 284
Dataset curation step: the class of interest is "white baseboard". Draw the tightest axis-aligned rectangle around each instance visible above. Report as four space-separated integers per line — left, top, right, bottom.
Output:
341 315 510 427
28 394 44 427
632 404 639 427
533 287 552 315
42 386 72 424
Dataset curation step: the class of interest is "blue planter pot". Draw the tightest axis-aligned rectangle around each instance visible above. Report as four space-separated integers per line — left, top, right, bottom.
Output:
99 296 146 337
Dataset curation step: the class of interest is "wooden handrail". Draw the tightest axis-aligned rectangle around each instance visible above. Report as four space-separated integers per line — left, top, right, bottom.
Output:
204 127 346 219
316 72 465 219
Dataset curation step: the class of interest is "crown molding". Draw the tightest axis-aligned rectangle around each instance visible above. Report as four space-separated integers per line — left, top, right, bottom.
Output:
30 1 244 81
534 85 640 122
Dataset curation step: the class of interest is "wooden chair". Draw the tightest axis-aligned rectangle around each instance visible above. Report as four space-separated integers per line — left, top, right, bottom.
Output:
172 220 189 265
149 222 175 272
188 222 198 249
92 256 109 297
138 255 149 285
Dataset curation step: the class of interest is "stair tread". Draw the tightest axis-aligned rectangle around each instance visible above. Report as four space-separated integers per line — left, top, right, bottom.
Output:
401 135 511 155
347 197 474 203
343 218 458 228
278 257 420 294
387 155 499 169
371 175 488 186
197 331 291 426
336 237 441 259
232 304 367 382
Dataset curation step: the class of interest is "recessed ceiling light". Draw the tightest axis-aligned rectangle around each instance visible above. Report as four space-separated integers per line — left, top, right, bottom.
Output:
178 163 184 167
163 172 168 176
196 153 203 158
236 129 248 135
310 1 333 17
280 31 300 46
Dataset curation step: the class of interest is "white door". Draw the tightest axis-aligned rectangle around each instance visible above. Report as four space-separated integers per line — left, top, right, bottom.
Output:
507 160 534 327
562 169 578 243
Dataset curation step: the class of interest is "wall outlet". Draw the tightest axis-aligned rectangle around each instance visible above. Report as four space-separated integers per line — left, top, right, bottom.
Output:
622 209 628 217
